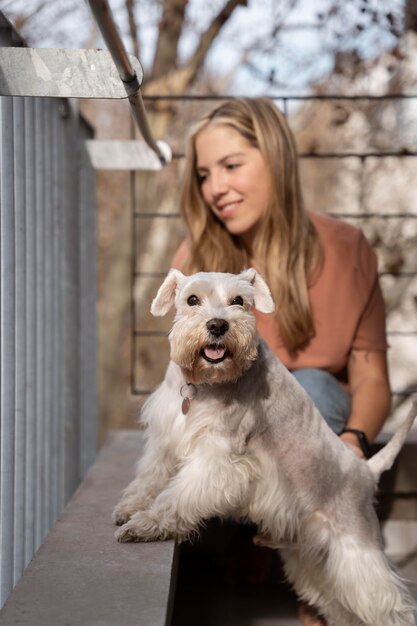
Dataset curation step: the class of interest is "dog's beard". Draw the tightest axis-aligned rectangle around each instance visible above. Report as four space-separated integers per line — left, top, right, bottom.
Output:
169 317 259 385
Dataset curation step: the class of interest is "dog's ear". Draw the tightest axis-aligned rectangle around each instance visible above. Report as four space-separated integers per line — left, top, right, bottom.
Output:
151 269 185 316
240 268 275 314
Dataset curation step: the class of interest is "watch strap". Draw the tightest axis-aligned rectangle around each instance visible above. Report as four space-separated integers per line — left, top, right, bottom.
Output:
341 428 372 459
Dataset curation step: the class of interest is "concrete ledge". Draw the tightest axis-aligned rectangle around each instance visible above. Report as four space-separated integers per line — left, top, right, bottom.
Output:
0 430 178 626
1 428 415 626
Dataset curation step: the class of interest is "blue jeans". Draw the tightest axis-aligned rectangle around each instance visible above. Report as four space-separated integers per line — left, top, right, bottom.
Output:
291 368 351 435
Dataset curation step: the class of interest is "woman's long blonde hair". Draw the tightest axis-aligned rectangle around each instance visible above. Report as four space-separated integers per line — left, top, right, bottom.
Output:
180 98 322 353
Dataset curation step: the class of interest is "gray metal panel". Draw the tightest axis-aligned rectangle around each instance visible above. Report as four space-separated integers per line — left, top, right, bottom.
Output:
12 96 26 587
0 48 143 99
0 97 16 606
61 100 81 502
0 16 98 610
23 97 37 567
50 99 61 524
34 97 46 550
78 121 98 476
42 98 53 536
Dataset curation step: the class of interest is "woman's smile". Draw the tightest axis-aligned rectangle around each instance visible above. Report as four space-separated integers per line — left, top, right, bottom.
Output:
216 199 242 218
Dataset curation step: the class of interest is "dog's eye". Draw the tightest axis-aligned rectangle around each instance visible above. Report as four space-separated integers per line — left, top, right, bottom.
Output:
230 296 244 306
187 295 200 306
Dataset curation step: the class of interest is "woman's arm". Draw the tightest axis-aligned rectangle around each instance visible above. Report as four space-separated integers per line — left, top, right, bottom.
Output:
340 349 391 458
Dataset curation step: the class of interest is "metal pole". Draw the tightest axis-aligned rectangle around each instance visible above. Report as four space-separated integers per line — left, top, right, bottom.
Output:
88 0 168 164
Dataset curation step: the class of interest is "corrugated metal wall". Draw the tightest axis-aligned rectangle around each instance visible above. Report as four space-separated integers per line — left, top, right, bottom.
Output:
0 18 97 607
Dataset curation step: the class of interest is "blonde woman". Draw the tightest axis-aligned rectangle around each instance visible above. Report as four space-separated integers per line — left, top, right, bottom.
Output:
172 98 391 626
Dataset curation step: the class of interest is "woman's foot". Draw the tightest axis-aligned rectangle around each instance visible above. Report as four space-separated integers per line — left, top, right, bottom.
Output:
298 602 326 625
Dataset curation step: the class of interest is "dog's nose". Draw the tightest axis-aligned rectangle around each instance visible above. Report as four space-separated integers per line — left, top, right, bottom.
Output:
206 318 229 338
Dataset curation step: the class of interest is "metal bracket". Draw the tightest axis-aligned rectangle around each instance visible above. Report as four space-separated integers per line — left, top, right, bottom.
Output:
86 140 172 170
0 47 143 98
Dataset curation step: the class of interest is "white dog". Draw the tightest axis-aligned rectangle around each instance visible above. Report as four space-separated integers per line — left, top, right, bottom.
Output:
113 268 417 626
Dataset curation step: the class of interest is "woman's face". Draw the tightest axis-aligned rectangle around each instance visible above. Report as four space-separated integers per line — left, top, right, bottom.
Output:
194 123 271 249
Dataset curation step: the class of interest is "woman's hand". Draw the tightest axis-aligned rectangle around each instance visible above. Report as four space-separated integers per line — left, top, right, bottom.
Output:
339 431 366 459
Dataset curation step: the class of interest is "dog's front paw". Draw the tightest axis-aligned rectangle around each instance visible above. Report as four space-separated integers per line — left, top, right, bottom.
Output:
112 502 134 526
115 511 171 543
112 491 156 526
115 523 145 543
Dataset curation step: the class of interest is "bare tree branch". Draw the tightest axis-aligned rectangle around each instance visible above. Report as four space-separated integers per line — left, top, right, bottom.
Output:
184 0 247 86
151 0 189 79
126 0 140 58
145 0 247 96
405 0 417 33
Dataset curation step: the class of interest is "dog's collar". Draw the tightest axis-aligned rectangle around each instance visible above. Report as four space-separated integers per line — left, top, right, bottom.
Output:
180 383 197 415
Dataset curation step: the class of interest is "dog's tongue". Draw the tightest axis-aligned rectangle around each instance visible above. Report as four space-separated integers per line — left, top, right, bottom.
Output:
204 346 226 360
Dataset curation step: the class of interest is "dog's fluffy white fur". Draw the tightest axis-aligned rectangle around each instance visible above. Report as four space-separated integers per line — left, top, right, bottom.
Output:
114 268 417 626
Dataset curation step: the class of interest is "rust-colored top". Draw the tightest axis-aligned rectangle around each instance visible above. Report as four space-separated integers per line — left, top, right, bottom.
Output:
171 211 388 379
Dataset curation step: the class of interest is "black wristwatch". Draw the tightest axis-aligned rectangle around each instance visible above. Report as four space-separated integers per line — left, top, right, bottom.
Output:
340 428 372 459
